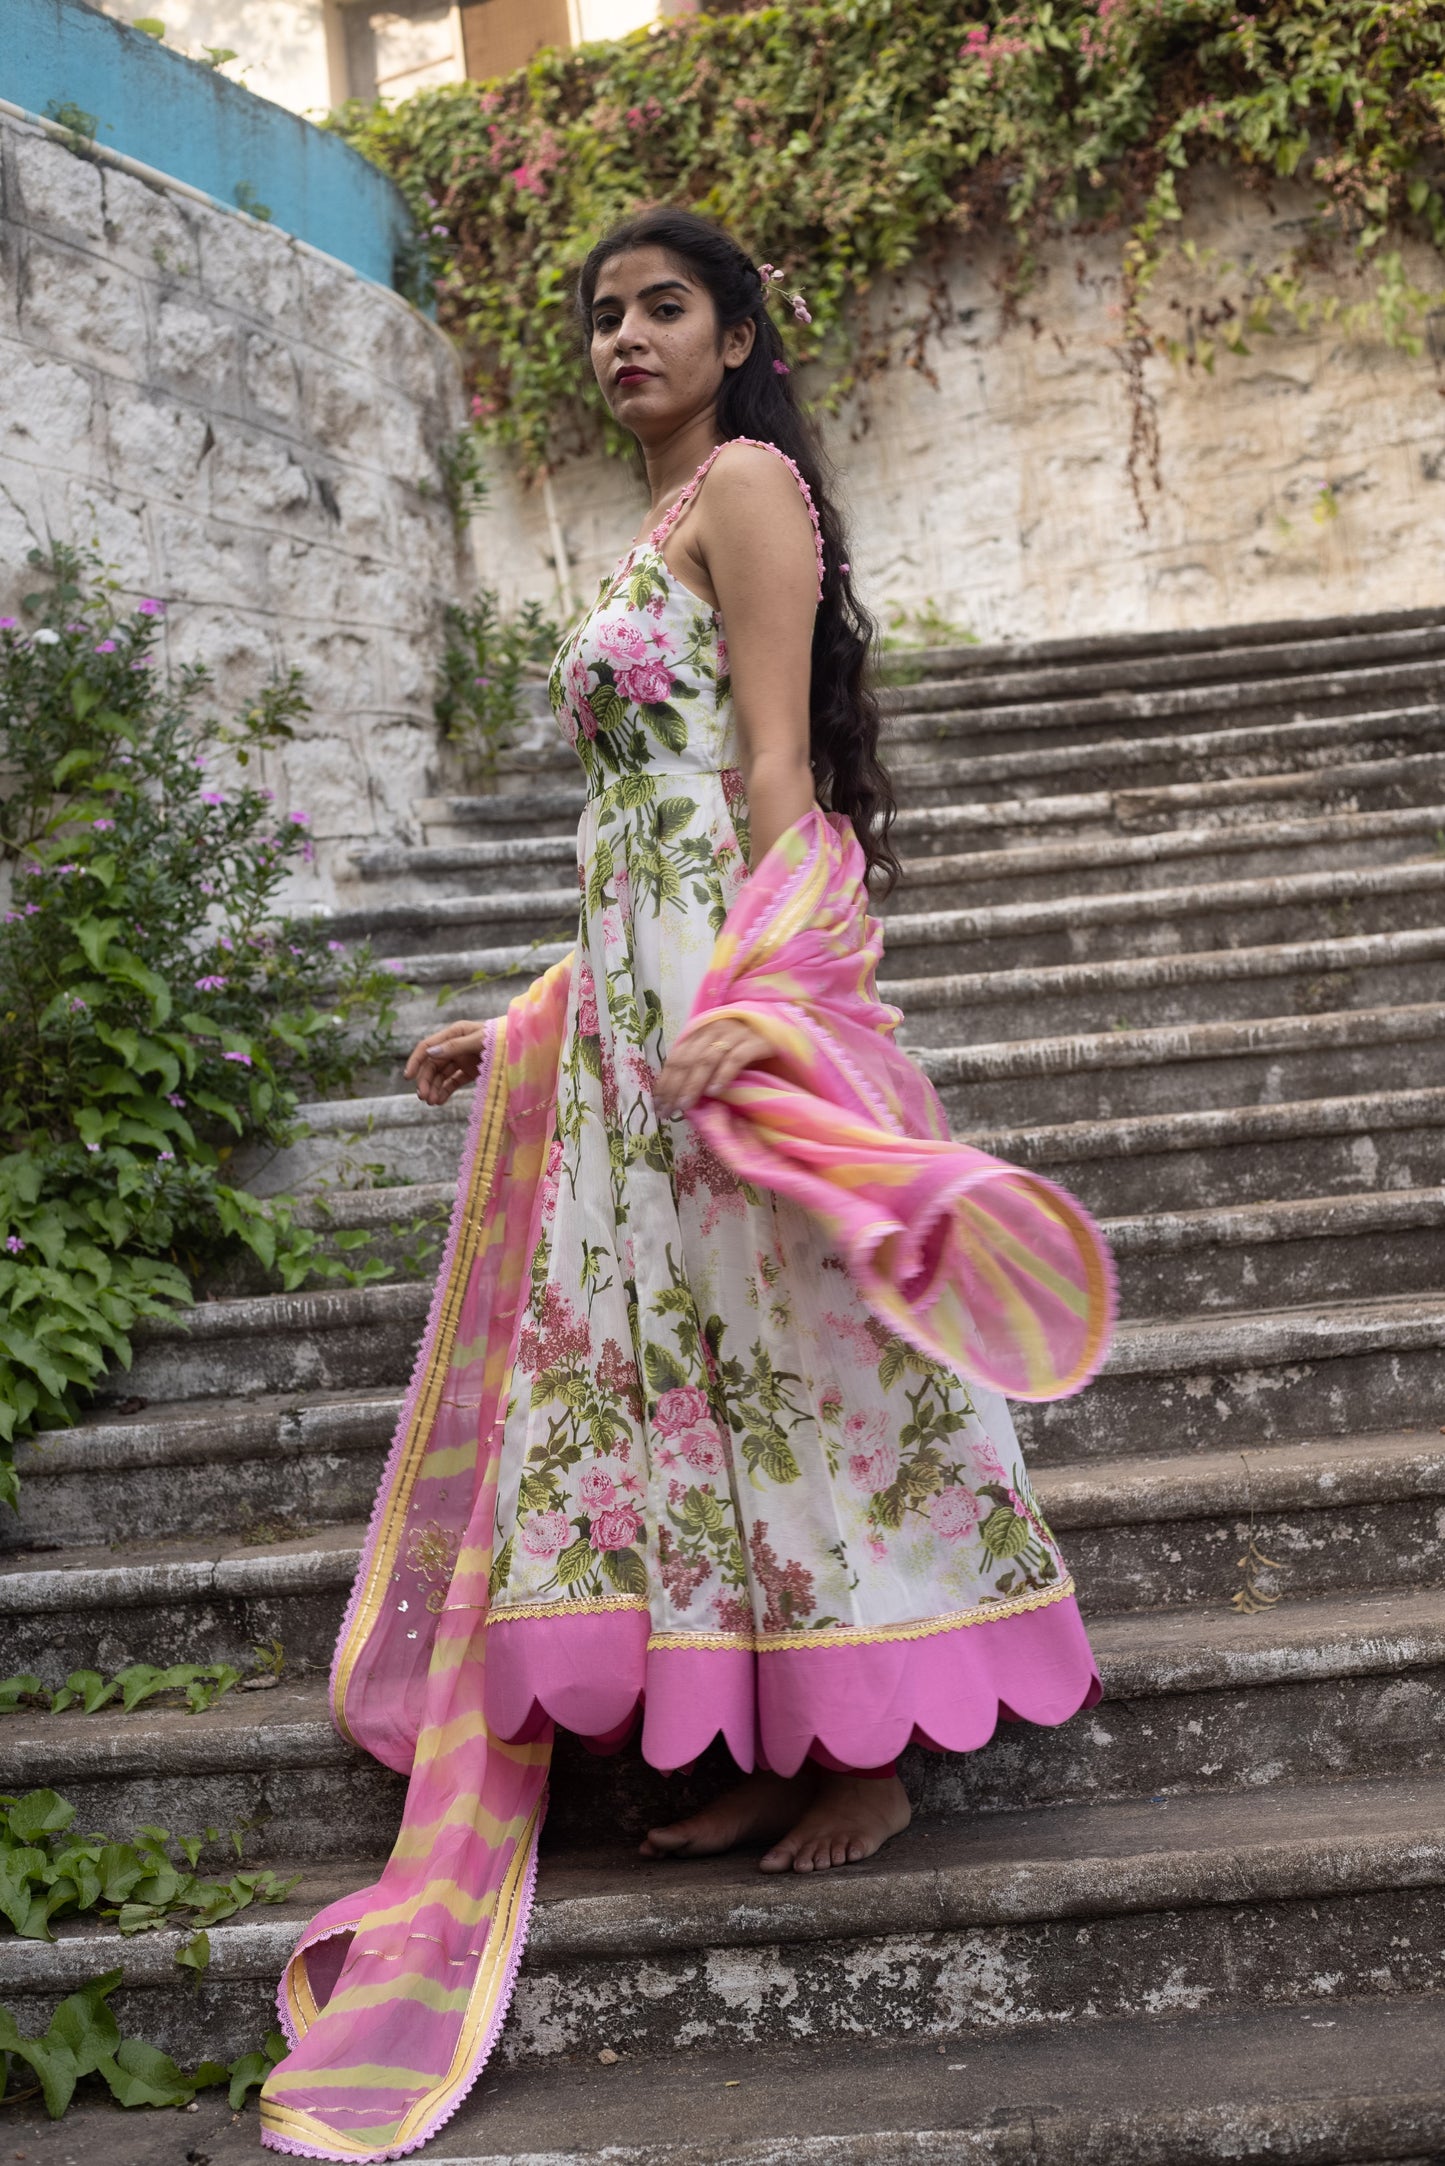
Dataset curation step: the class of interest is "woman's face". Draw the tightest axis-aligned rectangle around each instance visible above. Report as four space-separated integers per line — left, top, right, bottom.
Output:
588 245 754 440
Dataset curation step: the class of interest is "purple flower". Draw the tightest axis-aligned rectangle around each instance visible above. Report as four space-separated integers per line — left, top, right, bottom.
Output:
773 359 791 375
68 995 88 1013
259 787 274 802
3 912 15 924
5 1235 25 1255
327 939 345 954
130 658 153 670
288 944 304 956
24 864 42 878
287 809 311 826
157 1149 175 1162
0 617 15 630
474 675 492 687
199 880 216 896
167 1093 187 1108
83 1141 100 1153
94 639 117 654
24 902 40 915
223 1050 253 1066
65 622 84 631
92 817 115 831
217 934 233 951
194 973 227 991
136 598 165 616
201 790 225 808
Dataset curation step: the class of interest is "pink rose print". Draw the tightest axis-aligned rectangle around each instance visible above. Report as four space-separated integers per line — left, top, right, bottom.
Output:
679 1420 727 1476
616 658 673 706
578 1466 618 1513
848 1440 900 1494
973 1439 1009 1484
565 652 598 742
590 1505 642 1552
844 1409 889 1449
520 1509 572 1560
577 964 600 1036
594 618 648 667
817 1387 844 1422
929 1486 983 1540
654 1385 712 1437
539 1137 563 1221
716 631 729 678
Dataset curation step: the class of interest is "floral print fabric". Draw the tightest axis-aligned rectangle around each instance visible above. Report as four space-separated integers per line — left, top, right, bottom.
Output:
487 494 1076 1665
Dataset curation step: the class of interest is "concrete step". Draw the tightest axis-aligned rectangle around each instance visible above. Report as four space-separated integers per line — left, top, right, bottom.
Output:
1015 1290 1445 1463
896 747 1445 851
440 698 1445 806
8 1578 1441 1870
4 1772 1443 2072
922 1001 1445 1129
232 1085 472 1197
3 1387 399 1552
33 1992 1445 2166
0 1519 366 1675
970 1085 1445 1215
102 1277 431 1405
347 801 1445 909
330 850 1445 975
892 925 1445 1046
1106 1188 1445 1318
891 802 1445 906
876 616 1445 713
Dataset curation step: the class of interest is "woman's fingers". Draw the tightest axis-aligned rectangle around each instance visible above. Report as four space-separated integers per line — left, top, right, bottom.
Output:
404 1020 490 1104
656 1022 769 1115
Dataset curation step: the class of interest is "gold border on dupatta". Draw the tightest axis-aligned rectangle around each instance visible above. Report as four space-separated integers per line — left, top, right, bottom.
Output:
330 1037 513 1744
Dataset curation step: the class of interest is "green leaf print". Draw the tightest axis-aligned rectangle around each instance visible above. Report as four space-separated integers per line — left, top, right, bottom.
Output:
579 1035 604 1080
645 1342 688 1396
679 1489 726 1537
615 773 657 811
740 1428 803 1487
589 681 626 733
877 1342 908 1391
587 834 614 917
555 1538 594 1588
626 565 666 608
980 1505 1032 1562
600 1546 648 1598
654 796 695 843
487 1538 513 1601
642 703 687 753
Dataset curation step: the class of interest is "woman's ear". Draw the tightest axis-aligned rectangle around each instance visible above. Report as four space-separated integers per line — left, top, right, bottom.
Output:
721 315 757 373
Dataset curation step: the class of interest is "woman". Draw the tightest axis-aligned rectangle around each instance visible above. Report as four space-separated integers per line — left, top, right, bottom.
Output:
261 209 1109 2163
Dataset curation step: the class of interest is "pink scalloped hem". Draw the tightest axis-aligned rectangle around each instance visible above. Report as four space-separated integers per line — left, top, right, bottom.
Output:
484 1594 1100 1778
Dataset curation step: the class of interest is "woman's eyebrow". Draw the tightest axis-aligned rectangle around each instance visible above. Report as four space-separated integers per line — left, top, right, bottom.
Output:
592 278 692 312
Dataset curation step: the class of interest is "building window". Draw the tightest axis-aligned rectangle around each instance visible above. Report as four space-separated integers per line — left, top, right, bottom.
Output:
340 0 466 103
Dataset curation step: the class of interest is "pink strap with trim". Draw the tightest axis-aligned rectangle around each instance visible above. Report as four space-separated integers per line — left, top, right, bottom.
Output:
652 436 825 601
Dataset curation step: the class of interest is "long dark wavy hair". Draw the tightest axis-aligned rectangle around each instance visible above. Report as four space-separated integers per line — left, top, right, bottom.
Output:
576 207 900 895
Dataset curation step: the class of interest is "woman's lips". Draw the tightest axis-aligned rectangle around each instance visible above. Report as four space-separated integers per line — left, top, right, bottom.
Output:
615 368 654 386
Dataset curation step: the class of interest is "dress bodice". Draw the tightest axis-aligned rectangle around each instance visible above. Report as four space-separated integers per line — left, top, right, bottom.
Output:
547 437 825 794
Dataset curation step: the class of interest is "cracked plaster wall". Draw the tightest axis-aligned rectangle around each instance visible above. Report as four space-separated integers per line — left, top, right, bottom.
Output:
0 110 467 905
472 171 1445 645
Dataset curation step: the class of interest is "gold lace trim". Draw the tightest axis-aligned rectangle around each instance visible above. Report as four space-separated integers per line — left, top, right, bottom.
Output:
486 1576 1075 1650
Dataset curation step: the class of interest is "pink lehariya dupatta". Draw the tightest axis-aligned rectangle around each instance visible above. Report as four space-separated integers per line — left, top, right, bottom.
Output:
259 812 1114 2162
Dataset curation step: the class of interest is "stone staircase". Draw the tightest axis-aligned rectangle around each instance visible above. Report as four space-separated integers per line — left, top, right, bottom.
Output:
5 606 1445 2162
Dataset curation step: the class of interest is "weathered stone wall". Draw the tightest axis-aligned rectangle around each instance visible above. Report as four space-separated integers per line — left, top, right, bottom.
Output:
470 170 1445 643
0 108 467 903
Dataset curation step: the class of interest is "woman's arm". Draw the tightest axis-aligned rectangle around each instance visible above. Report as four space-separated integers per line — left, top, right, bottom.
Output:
655 445 818 1116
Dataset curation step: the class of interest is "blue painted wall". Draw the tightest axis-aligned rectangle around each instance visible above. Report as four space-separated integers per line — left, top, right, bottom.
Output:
5 0 418 291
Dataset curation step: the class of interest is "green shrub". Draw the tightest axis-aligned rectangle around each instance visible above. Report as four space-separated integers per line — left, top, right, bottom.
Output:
334 0 1445 472
0 549 404 1472
436 587 561 773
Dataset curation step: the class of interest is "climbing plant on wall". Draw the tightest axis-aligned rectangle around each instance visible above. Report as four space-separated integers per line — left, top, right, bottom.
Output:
336 0 1445 477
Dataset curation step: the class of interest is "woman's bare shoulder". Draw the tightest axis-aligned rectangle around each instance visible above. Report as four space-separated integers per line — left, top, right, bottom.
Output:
700 441 815 541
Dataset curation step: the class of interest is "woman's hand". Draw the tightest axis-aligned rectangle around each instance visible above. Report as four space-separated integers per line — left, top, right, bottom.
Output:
404 1019 490 1107
655 1017 771 1118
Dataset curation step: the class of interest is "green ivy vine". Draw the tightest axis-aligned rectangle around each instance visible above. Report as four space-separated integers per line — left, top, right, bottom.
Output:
334 0 1445 480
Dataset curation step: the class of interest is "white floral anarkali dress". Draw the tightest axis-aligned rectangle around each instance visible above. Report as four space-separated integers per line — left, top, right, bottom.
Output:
483 441 1100 1775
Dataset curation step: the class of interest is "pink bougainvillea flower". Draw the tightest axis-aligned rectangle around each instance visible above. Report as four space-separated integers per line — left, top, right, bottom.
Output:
136 597 165 616
0 617 15 629
94 639 117 654
287 809 311 825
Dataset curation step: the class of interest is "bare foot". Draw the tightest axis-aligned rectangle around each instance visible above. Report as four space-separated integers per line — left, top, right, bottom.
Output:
640 1768 818 1859
759 1772 912 1873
